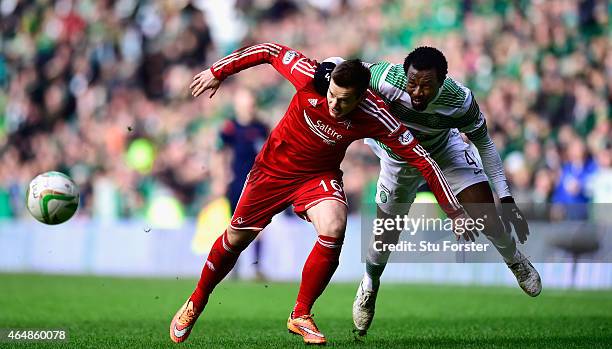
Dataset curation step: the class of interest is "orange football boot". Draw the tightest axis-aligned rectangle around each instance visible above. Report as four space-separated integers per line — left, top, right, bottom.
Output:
287 312 327 345
169 298 202 343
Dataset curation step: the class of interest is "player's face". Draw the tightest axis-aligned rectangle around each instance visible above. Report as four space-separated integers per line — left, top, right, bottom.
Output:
327 79 363 119
406 65 441 111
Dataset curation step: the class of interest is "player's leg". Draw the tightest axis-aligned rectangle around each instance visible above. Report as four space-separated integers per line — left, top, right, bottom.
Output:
456 181 541 296
456 181 516 259
170 169 290 343
170 225 259 343
189 225 260 308
288 174 348 344
361 140 419 287
191 173 270 309
441 137 541 296
293 200 347 317
354 141 421 335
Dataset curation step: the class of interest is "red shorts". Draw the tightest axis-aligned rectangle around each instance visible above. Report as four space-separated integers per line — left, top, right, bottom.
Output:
230 167 348 231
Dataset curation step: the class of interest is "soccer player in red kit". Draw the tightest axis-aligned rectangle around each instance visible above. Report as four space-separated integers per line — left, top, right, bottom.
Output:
171 42 472 345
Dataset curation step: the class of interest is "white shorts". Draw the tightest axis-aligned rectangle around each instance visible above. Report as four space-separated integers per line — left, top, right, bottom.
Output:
366 129 488 215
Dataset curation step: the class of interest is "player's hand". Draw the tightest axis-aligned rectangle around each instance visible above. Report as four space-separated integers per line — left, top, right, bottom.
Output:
500 196 529 244
451 210 480 242
190 68 221 98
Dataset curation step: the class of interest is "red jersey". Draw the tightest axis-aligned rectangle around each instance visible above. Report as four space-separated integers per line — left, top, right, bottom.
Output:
210 43 462 217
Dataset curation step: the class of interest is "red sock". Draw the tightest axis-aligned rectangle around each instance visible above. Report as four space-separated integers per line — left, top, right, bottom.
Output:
293 235 343 317
190 230 241 310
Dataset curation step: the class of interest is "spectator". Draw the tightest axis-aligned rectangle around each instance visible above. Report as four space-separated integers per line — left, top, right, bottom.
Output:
552 137 598 219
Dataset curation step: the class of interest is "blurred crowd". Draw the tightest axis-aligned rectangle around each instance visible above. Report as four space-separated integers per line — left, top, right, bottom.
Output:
0 0 610 223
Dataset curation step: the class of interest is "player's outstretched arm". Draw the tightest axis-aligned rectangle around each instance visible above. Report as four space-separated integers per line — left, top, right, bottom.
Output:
204 42 315 91
190 69 221 98
190 42 313 98
190 42 290 99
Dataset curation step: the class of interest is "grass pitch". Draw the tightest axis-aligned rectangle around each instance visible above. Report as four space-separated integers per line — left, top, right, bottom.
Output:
0 273 611 348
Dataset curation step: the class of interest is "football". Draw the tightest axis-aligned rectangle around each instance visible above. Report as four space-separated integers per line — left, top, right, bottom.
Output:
26 171 80 225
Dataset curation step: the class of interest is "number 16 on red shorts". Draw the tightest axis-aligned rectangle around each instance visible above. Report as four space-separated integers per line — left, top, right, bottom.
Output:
230 167 348 231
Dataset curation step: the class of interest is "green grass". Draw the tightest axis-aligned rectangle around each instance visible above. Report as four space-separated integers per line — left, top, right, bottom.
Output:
0 273 611 348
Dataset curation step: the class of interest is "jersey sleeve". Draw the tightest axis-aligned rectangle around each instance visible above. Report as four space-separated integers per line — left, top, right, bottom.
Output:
362 91 464 218
457 92 487 137
210 42 316 90
456 91 512 198
368 62 405 102
368 61 391 91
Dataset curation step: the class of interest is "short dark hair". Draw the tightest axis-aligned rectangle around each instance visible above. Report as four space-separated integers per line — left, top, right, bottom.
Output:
403 46 448 83
330 59 371 96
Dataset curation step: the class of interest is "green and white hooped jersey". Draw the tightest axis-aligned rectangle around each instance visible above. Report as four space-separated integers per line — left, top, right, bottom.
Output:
367 62 487 158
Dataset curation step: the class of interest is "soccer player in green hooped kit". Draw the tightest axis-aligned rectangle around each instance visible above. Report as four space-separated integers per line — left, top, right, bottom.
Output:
316 47 542 335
